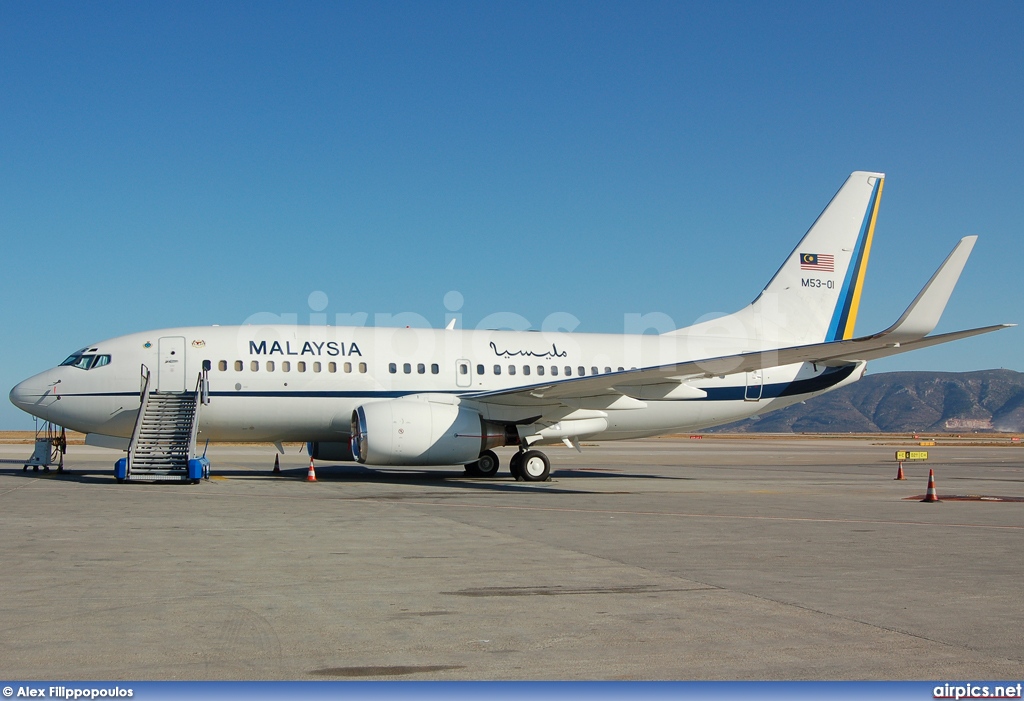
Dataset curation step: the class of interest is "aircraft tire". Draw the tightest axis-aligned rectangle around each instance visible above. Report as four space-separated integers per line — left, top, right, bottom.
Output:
519 450 550 482
464 462 482 476
509 452 524 480
476 450 500 477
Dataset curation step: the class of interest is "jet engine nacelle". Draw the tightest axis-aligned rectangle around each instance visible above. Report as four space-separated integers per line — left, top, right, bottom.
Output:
351 398 504 466
306 440 354 462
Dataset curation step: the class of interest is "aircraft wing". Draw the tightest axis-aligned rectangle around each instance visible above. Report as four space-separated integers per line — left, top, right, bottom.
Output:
467 236 1012 407
465 324 1009 406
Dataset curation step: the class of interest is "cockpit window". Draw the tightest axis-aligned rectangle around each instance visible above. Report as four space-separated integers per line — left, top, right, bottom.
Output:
59 354 111 370
60 355 93 369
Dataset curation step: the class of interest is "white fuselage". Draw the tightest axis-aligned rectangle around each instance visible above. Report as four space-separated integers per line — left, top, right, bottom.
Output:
11 324 863 446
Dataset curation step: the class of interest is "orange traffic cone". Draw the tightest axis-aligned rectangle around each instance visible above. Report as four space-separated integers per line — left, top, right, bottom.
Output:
273 454 280 474
894 462 905 480
921 469 940 502
306 457 317 482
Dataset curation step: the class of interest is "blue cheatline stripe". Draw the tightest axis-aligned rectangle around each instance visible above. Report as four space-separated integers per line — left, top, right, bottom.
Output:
61 366 855 403
826 179 880 342
687 364 854 401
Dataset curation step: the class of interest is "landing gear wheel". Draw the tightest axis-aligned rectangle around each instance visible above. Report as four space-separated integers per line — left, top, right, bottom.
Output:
465 450 500 477
519 450 550 482
509 451 524 481
475 450 500 477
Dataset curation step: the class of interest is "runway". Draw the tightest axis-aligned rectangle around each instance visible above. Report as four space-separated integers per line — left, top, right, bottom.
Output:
1 436 1021 680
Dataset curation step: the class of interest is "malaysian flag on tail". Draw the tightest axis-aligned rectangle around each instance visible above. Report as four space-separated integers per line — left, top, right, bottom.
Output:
800 253 834 272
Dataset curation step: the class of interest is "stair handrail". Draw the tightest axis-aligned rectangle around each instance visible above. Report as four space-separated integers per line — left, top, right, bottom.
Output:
187 366 208 461
127 364 153 475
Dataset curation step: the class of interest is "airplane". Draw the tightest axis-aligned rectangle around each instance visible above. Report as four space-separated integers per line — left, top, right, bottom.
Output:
8 171 1012 482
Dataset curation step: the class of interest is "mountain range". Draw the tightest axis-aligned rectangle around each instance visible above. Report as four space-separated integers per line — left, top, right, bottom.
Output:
710 369 1024 433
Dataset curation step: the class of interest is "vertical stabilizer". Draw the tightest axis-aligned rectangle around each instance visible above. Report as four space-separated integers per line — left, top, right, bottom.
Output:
745 171 884 345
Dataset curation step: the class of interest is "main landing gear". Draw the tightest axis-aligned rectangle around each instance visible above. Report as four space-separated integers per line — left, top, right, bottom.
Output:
511 449 550 482
465 448 552 482
464 449 501 477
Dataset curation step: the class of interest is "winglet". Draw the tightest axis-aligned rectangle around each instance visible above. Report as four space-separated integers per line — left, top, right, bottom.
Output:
878 236 977 343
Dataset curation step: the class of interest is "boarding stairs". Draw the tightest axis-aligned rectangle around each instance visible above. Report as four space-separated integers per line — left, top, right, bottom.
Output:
121 365 209 483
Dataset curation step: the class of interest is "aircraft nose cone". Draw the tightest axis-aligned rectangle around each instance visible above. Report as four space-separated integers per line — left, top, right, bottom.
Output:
9 379 48 417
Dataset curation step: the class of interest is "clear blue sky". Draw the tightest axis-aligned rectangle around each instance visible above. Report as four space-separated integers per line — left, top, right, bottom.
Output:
1 1 1021 429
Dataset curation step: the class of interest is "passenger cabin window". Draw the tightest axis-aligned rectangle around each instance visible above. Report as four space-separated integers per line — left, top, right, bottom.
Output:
537 366 545 376
282 361 291 372
604 367 612 374
359 362 367 373
403 363 411 374
459 363 468 375
235 361 243 372
219 360 227 372
476 364 484 375
389 363 397 374
266 361 275 372
344 362 352 373
313 362 321 373
250 361 259 372
591 366 598 375
430 363 438 374
493 365 501 375
550 366 558 376
523 366 530 376
417 363 425 374
298 361 306 372
328 362 337 373
508 365 516 375
578 366 585 376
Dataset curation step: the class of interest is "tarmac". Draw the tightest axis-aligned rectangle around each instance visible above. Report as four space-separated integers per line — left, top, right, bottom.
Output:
0 436 1021 680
